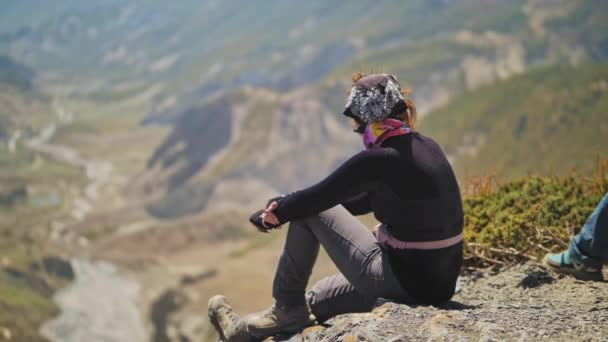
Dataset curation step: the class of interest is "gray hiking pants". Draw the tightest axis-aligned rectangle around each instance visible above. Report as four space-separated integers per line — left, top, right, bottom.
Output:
272 205 410 322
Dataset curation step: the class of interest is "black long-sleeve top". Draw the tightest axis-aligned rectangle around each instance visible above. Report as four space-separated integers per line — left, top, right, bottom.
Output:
273 132 463 304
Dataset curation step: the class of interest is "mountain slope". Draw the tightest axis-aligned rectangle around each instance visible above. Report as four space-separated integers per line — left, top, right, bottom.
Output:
325 0 607 112
144 86 360 218
0 55 35 91
138 0 608 219
0 55 55 146
420 63 608 179
2 0 605 116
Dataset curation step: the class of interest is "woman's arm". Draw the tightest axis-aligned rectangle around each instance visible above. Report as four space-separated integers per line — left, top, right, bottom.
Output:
271 148 392 223
341 192 373 216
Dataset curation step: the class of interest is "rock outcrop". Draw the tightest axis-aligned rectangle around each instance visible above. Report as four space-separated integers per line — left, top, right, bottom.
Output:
161 263 608 341
262 264 608 341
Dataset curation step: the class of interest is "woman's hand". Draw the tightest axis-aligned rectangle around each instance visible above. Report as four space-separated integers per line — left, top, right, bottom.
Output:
261 201 280 226
249 201 282 233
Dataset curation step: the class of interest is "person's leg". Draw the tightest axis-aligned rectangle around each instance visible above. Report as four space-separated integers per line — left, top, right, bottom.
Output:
248 205 408 337
544 192 607 280
306 273 376 323
569 192 608 267
270 217 320 307
272 205 408 304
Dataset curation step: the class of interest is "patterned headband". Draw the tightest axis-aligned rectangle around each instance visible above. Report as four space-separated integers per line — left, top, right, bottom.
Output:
343 74 407 124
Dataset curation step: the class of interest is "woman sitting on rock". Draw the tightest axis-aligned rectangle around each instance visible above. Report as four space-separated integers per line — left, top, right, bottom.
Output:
209 73 464 341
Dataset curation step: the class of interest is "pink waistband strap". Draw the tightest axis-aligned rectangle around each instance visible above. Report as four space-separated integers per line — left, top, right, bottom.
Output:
376 224 463 250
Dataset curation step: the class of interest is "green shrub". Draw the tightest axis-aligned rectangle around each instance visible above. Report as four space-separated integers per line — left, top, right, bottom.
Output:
463 162 608 266
0 270 60 342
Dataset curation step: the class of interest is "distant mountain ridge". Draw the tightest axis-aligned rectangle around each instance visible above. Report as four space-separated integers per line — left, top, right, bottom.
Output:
137 0 608 218
1 1 607 218
0 55 51 143
1 0 605 113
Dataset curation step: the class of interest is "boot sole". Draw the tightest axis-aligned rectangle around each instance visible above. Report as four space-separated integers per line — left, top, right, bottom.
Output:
247 318 315 339
542 258 604 281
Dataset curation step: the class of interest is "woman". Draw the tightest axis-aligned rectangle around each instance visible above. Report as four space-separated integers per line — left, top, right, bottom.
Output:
209 73 464 341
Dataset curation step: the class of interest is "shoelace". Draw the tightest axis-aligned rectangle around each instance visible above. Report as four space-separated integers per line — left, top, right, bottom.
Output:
220 306 239 323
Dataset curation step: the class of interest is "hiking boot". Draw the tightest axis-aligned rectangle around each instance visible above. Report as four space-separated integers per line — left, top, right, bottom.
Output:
208 295 253 342
245 302 316 338
543 250 604 281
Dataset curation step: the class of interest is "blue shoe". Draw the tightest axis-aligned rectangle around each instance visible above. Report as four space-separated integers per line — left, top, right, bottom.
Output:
543 250 604 281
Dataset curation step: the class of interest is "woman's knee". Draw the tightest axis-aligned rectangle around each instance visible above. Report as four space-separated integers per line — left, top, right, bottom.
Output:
288 214 314 231
302 205 346 227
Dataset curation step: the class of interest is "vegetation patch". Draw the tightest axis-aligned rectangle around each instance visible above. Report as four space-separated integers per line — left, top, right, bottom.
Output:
0 274 58 342
0 254 70 342
463 161 608 267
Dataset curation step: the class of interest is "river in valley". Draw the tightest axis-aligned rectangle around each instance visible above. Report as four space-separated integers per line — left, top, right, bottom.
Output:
40 259 147 342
